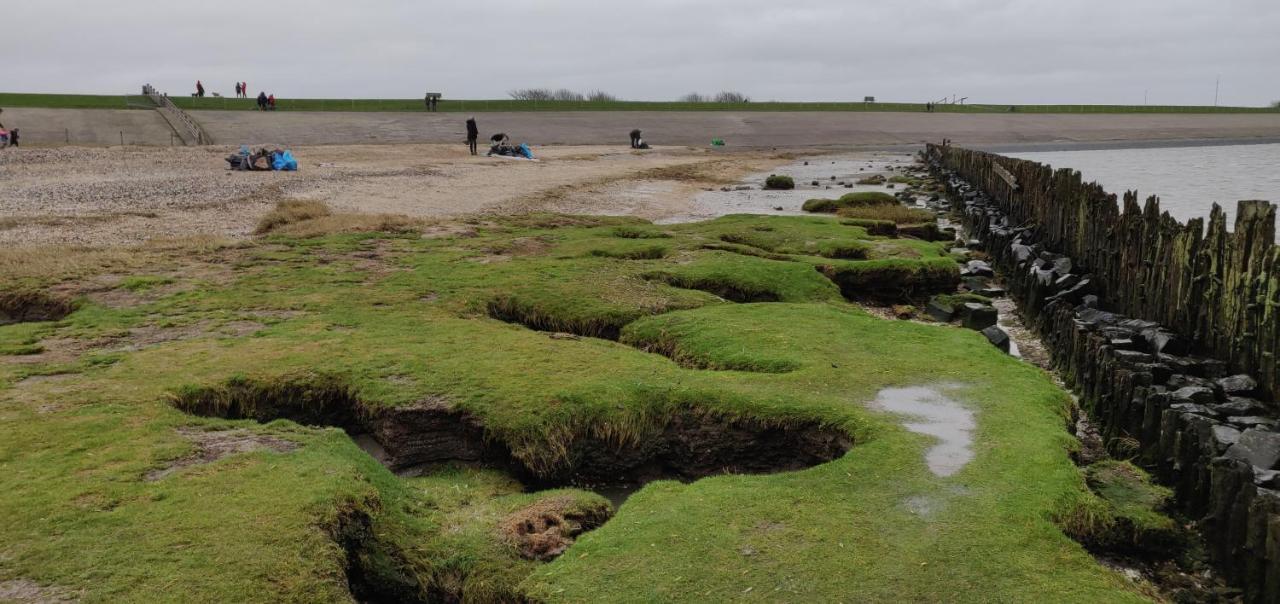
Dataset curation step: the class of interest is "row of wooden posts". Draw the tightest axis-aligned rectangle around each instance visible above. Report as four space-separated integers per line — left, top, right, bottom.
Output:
928 143 1280 400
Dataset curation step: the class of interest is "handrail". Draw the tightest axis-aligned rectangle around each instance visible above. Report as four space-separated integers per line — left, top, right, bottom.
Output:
143 85 212 145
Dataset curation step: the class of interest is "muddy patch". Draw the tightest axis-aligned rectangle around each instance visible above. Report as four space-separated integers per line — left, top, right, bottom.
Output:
0 290 77 325
499 496 612 561
146 427 300 481
0 579 79 603
870 385 974 477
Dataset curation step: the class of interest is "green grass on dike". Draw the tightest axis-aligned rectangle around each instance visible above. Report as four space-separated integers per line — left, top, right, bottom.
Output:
2 91 1278 114
0 211 1151 602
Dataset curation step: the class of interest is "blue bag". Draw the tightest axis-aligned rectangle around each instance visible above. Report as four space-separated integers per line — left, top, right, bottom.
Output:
518 143 534 159
271 150 298 171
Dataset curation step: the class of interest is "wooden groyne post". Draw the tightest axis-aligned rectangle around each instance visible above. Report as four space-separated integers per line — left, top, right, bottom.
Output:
928 143 1279 400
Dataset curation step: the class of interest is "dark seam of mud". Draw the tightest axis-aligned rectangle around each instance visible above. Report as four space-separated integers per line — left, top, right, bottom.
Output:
485 297 629 340
621 339 799 374
641 273 782 303
0 290 78 325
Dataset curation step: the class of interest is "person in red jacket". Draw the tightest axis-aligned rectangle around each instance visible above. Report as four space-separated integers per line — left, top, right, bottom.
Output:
267 94 276 110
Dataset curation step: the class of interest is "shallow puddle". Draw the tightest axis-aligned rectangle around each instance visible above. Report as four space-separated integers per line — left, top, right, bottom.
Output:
658 154 912 224
870 386 975 477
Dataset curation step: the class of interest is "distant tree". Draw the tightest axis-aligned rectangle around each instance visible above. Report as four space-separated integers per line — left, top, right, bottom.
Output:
1273 100 1280 108
679 92 707 103
509 88 555 101
714 91 751 103
587 90 619 102
552 89 586 102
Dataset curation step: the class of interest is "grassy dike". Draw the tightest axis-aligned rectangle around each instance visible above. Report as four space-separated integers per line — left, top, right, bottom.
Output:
0 210 1148 602
3 92 1278 114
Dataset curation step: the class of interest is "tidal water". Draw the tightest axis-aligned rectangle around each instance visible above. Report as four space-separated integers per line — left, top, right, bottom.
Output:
1009 143 1280 226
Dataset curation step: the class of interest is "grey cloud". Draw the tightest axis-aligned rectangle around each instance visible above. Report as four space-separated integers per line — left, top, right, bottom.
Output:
3 0 1277 105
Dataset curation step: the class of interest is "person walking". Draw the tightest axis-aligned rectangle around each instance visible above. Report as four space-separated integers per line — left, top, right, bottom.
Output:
465 117 479 155
196 80 204 98
234 82 241 98
257 91 268 110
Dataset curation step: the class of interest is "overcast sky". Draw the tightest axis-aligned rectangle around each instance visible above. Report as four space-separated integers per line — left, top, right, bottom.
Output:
6 0 1279 105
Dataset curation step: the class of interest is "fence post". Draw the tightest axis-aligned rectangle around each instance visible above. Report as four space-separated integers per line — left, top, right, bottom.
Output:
120 131 124 146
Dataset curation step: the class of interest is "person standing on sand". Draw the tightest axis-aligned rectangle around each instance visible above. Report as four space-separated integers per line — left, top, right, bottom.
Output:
465 117 479 155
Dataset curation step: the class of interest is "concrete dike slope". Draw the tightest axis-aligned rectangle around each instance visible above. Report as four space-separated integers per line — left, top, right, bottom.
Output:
6 106 1280 147
930 143 1280 602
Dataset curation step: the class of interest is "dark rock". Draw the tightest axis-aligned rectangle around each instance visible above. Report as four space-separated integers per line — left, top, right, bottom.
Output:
1253 467 1280 488
1213 424 1244 450
1157 355 1199 375
1225 429 1280 469
1054 274 1080 290
1170 386 1217 405
976 287 1005 298
960 303 997 330
966 239 982 250
1080 295 1100 309
1140 327 1188 356
1051 257 1073 275
962 260 994 277
1166 375 1218 398
1169 402 1220 418
981 326 1010 353
1112 350 1154 365
1010 244 1034 263
1217 397 1269 417
1196 359 1229 379
1228 416 1278 430
1218 374 1259 396
926 299 956 322
1075 308 1121 327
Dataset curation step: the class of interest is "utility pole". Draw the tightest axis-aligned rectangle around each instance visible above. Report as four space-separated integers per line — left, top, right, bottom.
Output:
1214 75 1220 107
1144 89 1149 105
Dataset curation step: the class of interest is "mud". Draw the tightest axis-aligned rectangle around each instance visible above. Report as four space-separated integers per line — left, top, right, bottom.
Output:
499 496 612 561
870 385 975 478
145 427 299 481
0 579 79 603
0 290 77 325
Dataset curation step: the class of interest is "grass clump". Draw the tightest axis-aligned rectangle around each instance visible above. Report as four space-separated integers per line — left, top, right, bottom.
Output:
644 251 841 303
763 174 795 190
1059 461 1184 557
818 257 960 302
802 192 897 214
839 218 897 237
255 200 334 234
610 226 672 239
837 204 936 225
856 174 887 185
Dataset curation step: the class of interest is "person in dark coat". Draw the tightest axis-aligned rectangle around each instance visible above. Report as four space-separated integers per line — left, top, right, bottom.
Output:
629 128 643 149
196 80 204 97
257 92 268 110
8 128 18 147
465 117 479 155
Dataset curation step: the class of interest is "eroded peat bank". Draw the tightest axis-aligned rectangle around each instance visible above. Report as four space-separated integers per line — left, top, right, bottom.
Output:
0 154 1158 602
